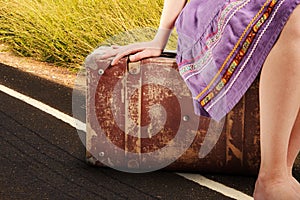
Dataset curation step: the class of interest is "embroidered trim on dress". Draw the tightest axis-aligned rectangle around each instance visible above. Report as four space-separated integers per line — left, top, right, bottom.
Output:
199 0 278 107
178 0 248 77
193 0 272 100
206 0 285 112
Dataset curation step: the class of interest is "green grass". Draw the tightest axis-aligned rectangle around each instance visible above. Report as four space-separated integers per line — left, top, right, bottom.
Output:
0 0 177 70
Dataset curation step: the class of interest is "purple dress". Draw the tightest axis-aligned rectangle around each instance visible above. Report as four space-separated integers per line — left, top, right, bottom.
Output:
175 0 300 121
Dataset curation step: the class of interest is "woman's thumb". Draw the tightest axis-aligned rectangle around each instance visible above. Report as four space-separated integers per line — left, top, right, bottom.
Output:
129 54 137 62
129 49 160 62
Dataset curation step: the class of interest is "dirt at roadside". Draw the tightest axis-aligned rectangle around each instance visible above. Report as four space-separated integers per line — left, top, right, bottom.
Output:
0 43 78 88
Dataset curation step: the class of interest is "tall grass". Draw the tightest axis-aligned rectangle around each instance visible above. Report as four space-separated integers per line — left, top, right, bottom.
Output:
0 0 177 70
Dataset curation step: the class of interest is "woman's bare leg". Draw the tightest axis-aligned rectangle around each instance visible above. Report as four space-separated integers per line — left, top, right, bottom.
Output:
253 5 300 200
287 110 300 190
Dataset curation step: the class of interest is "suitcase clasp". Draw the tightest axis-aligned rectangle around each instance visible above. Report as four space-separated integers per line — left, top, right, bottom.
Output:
127 61 141 75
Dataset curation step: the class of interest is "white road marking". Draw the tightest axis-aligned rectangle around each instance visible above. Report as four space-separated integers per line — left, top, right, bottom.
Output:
177 173 254 200
0 83 253 200
0 84 86 132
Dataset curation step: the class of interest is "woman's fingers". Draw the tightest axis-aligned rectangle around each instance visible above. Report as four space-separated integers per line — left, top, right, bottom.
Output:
99 42 163 65
111 45 146 65
100 48 118 59
100 44 127 59
129 48 162 62
111 45 120 49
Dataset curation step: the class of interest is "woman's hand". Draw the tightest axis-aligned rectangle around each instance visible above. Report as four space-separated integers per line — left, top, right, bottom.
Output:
100 0 187 66
101 41 163 66
101 28 172 65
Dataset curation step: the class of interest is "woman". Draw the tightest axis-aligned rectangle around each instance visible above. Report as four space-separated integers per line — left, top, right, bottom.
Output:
101 0 300 199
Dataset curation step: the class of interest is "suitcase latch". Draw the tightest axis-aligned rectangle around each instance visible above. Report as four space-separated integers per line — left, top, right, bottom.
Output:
128 61 141 75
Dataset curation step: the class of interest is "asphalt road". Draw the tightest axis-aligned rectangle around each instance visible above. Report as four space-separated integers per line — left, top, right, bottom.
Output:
0 63 299 199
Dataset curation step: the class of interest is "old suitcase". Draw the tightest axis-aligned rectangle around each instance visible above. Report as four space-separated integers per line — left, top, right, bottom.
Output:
84 46 261 175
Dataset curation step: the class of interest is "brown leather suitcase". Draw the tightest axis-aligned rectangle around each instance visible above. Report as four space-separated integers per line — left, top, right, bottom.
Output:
84 47 261 175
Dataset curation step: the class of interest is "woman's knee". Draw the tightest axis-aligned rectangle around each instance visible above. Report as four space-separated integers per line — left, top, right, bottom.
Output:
282 6 300 41
275 5 300 56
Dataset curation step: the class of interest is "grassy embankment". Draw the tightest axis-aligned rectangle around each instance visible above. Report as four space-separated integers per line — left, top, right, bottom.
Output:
0 0 177 71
